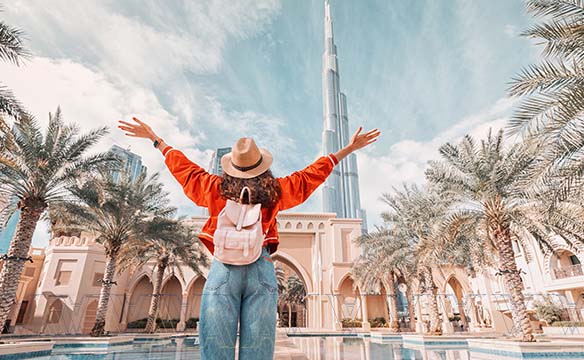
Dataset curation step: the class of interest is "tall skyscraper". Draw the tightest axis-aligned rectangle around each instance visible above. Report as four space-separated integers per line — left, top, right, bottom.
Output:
208 147 232 176
321 0 367 233
109 144 147 183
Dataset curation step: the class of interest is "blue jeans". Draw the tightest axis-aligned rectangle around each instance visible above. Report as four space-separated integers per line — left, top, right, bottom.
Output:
200 246 278 359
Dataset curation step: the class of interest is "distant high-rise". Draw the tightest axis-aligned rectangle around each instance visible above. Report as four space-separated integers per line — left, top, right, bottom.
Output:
202 147 232 215
208 147 232 176
321 0 367 233
109 145 147 183
0 191 18 254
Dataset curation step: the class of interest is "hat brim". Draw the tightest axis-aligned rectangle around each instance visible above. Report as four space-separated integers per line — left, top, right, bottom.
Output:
221 148 273 179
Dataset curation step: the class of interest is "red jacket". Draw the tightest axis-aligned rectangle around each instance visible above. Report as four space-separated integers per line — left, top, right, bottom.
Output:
163 146 339 254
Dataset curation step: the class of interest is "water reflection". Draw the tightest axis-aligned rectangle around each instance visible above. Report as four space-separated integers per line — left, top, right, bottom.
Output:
290 336 470 360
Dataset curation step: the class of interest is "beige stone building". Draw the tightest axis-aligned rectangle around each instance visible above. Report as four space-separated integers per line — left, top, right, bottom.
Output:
5 212 584 336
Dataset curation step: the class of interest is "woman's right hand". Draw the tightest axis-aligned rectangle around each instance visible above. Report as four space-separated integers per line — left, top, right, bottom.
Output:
118 117 158 141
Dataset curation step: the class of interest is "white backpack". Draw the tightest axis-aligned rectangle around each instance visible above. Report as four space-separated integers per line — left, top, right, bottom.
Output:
213 187 264 265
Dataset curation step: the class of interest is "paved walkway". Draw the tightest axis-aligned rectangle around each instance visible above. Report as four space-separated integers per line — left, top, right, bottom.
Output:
273 329 309 360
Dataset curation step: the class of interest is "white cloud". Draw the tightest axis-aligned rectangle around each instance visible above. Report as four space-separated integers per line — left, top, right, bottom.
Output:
6 0 282 84
357 97 517 229
504 24 518 37
3 0 284 247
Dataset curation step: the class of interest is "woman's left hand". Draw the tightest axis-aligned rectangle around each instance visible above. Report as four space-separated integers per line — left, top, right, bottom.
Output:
118 117 158 141
347 127 380 151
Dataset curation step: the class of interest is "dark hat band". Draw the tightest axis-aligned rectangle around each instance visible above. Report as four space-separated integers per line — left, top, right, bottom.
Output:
231 155 263 172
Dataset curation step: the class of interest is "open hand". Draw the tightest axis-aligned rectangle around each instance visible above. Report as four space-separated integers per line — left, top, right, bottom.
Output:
118 117 158 141
348 127 380 151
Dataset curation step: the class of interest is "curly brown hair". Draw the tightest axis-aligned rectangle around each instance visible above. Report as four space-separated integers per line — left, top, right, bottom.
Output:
220 169 282 208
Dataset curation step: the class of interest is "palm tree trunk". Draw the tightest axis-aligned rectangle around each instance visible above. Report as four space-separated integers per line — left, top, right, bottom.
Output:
423 267 442 335
405 281 416 332
288 303 292 328
91 254 117 337
386 274 399 331
494 228 534 342
0 205 43 332
145 263 166 333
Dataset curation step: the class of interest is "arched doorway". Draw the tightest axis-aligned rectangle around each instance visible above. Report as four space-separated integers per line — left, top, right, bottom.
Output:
82 301 98 334
186 276 206 329
445 277 468 331
41 298 72 335
337 276 363 328
551 250 583 279
158 276 182 328
127 275 153 324
365 282 389 328
272 255 309 328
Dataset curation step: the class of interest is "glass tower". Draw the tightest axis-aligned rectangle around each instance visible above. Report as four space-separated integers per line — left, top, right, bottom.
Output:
109 144 147 183
321 0 367 233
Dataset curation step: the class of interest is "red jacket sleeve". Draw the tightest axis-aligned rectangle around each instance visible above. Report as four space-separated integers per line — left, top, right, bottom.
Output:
164 147 221 207
277 154 338 211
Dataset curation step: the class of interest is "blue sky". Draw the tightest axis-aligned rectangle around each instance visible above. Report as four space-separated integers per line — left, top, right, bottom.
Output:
1 0 537 247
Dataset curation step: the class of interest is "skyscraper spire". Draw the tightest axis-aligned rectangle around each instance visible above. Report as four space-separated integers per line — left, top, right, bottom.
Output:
321 0 367 233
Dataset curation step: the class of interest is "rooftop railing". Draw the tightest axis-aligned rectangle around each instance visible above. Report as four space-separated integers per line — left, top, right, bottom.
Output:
553 264 584 279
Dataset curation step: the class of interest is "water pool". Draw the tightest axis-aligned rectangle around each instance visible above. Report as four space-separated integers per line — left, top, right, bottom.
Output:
290 336 470 359
16 337 201 360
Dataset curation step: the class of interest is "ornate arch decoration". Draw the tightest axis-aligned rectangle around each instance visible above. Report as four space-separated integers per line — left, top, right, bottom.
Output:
272 250 313 294
443 273 473 295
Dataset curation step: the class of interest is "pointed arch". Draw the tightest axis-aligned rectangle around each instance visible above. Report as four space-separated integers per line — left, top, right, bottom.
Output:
272 251 313 294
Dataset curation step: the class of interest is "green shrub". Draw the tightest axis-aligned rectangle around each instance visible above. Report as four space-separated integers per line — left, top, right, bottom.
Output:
126 317 182 329
341 318 362 328
186 317 199 329
368 317 387 328
534 300 563 325
550 321 584 327
127 318 148 329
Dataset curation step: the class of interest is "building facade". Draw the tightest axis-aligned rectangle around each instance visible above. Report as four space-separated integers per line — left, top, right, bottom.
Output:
208 147 232 176
6 210 583 336
321 0 367 232
109 144 147 183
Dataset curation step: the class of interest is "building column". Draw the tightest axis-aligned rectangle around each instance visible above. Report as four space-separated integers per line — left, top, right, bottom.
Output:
415 295 425 334
440 295 454 334
562 291 581 322
360 294 370 331
176 292 188 332
332 295 342 330
119 292 131 329
467 295 479 331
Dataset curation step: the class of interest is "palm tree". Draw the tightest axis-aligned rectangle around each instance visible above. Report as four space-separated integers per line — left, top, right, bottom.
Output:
508 0 584 197
0 10 29 117
61 170 174 336
425 130 584 341
353 229 403 331
381 185 456 334
274 263 286 293
0 111 111 331
117 220 209 333
280 275 306 327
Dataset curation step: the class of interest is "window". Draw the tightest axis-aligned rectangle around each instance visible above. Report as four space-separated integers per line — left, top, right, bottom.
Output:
47 301 63 324
23 267 35 277
570 255 581 265
341 230 352 262
15 301 28 324
92 273 104 287
55 271 71 286
53 259 77 286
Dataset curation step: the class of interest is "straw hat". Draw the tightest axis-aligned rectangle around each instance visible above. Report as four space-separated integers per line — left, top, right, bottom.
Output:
221 138 273 179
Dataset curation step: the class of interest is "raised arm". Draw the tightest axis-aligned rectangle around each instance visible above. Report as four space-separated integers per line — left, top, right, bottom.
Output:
118 117 219 207
278 126 380 210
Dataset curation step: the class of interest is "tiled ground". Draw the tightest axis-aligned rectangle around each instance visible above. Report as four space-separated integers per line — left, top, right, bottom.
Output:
273 329 309 360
